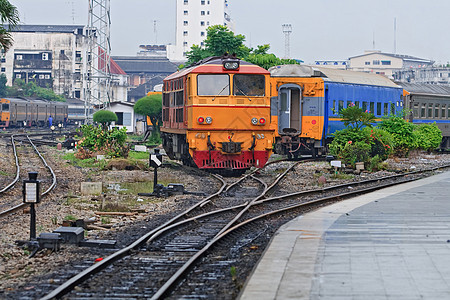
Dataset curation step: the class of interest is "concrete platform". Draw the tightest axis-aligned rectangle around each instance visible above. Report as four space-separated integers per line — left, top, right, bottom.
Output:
239 171 450 300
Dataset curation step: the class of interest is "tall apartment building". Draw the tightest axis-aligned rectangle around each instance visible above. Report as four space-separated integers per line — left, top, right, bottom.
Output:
167 0 233 62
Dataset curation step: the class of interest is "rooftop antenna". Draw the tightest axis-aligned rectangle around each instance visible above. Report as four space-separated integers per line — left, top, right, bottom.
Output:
373 31 375 49
153 20 158 44
394 18 397 53
71 1 75 24
282 24 292 59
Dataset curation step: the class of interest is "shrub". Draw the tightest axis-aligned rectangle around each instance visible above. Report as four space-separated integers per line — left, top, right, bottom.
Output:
329 127 394 169
336 141 371 168
414 123 442 152
378 115 417 156
77 125 129 158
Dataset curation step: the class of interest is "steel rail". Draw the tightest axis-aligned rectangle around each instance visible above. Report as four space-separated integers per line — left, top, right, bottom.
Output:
41 159 296 300
150 164 450 299
0 135 58 218
0 135 20 193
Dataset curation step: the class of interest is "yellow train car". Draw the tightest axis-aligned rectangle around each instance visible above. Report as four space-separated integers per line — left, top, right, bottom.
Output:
269 65 403 158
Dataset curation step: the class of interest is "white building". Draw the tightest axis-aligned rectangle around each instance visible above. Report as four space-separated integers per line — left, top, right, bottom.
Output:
349 50 434 77
167 0 233 62
1 25 128 104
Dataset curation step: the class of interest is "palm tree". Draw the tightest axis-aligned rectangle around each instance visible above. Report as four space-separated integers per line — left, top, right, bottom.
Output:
0 0 19 52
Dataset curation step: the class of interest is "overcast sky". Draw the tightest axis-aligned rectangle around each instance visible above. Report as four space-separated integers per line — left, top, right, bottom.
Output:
10 0 450 64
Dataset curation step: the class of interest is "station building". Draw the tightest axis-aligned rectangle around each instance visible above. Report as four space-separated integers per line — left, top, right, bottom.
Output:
349 50 434 77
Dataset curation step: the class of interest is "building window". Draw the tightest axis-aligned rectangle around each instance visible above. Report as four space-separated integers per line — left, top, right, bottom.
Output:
381 60 391 65
39 74 44 79
200 21 205 26
16 54 22 60
201 31 205 37
0 67 5 72
207 11 210 15
16 74 21 78
201 42 204 46
365 61 370 65
183 21 188 26
42 53 49 60
45 74 50 79
183 41 188 46
201 11 205 15
373 60 380 65
184 0 188 4
183 31 188 36
201 0 205 4
184 10 188 15
0 58 5 63
207 21 210 26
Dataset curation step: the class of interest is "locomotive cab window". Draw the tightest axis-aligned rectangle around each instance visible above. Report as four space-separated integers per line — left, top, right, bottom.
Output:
2 103 9 111
233 74 265 96
197 74 229 96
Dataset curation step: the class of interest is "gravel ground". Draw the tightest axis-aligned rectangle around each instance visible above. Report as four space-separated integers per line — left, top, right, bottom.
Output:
1 141 449 297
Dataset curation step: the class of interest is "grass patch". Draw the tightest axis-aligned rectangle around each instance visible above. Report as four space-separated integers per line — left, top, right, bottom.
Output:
128 151 149 160
115 181 173 194
0 170 12 176
62 152 108 169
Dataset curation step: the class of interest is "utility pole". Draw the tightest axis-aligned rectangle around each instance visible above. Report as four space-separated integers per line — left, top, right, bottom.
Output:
84 0 112 124
282 24 292 59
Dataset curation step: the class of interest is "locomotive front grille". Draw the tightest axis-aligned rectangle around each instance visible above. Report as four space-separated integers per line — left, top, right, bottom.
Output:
221 141 242 154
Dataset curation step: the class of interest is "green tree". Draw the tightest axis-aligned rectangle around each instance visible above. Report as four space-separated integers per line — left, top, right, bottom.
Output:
134 93 162 136
93 110 118 130
7 79 66 101
185 26 298 70
0 73 7 96
339 105 376 130
0 0 19 51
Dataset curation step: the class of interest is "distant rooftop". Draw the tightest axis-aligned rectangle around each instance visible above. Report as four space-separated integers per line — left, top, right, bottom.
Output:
8 24 85 33
349 51 434 64
396 82 450 96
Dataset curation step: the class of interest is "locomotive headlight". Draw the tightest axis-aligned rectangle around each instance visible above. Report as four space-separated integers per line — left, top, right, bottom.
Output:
205 116 213 124
223 61 239 70
197 116 205 124
259 118 266 125
251 118 258 125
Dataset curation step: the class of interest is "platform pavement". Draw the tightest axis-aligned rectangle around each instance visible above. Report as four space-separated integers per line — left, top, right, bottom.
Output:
239 171 450 300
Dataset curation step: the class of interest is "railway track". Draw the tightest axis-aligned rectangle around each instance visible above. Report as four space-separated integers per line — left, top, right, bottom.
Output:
0 135 57 217
33 161 449 299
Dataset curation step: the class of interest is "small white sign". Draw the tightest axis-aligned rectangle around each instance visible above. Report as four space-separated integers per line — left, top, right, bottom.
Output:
25 183 37 203
330 160 342 168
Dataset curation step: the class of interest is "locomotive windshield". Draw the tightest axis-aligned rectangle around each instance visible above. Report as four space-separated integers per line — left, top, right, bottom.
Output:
197 74 230 96
2 103 9 111
233 74 265 97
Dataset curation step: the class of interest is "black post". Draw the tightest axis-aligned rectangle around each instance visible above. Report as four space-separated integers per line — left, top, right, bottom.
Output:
30 203 36 240
153 166 158 196
23 171 40 241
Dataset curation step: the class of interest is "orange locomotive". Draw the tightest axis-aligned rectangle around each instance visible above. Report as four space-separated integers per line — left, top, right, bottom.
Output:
161 55 274 174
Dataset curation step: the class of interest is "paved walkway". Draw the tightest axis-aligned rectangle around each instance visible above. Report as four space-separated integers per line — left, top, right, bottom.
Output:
239 171 450 300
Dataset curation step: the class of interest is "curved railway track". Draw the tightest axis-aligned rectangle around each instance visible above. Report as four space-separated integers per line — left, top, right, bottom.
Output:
34 161 449 299
0 135 57 217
